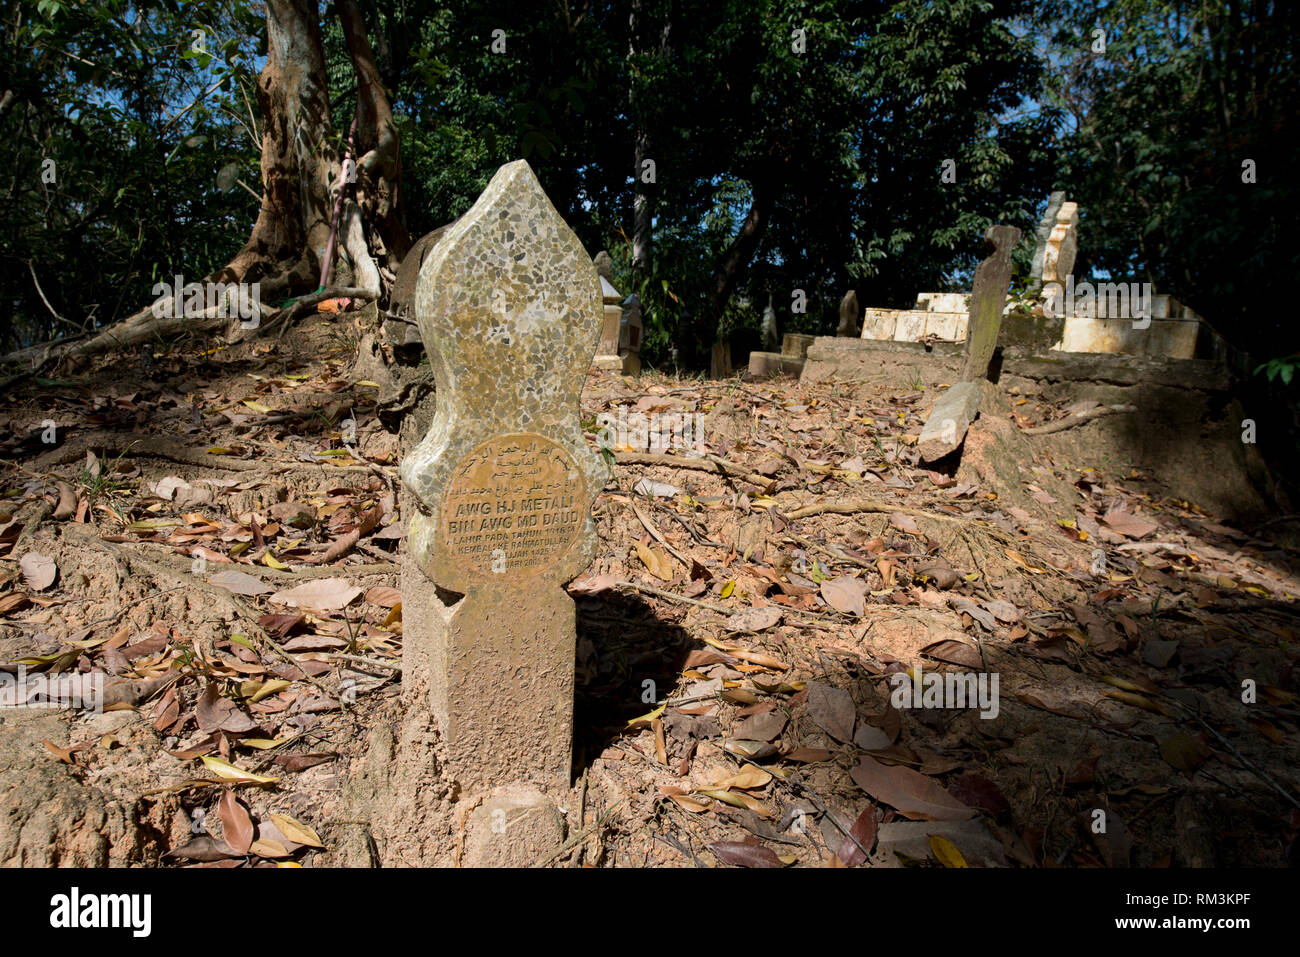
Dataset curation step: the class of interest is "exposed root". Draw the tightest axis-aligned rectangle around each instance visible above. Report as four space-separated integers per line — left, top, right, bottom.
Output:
1022 404 1137 435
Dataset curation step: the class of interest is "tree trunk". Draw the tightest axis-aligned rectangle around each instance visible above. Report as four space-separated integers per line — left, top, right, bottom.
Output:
216 0 335 289
337 0 409 267
628 0 652 286
6 0 403 366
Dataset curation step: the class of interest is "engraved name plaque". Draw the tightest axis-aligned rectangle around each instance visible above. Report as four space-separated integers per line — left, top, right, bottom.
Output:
439 433 586 578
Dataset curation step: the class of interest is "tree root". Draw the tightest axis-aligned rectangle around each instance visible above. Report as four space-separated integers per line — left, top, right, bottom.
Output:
614 451 773 489
31 433 263 472
1022 404 1136 435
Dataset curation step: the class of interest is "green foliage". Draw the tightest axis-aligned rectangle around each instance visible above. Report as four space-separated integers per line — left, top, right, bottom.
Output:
0 0 263 351
1256 355 1299 387
3 0 1295 374
1040 0 1300 358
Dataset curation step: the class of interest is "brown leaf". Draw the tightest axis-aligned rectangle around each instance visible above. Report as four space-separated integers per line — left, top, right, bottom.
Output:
915 562 959 589
852 724 892 750
0 592 31 613
567 572 618 595
945 773 1010 814
889 512 921 535
53 482 77 520
268 812 324 848
196 682 257 734
634 540 674 581
152 686 180 732
708 841 784 868
732 711 787 742
660 787 710 813
1101 507 1158 540
849 755 975 821
782 747 833 763
269 578 362 611
209 569 273 596
257 612 305 638
836 805 879 866
948 595 996 631
217 790 255 855
365 586 402 607
163 836 240 862
920 638 983 669
311 528 361 565
725 605 782 633
806 680 855 742
20 552 57 591
43 739 81 764
273 751 337 772
1159 732 1209 774
820 576 866 616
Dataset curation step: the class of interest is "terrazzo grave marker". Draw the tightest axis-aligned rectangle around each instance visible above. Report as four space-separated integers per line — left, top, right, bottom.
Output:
398 159 604 864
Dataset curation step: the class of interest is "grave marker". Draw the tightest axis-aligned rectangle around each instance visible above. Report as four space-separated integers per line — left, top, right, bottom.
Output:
838 290 860 337
918 224 1020 463
1029 191 1067 290
1041 201 1079 286
962 224 1022 382
399 159 605 864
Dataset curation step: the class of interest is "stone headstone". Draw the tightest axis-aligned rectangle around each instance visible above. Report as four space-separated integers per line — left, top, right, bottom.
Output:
620 293 643 374
748 351 803 378
398 159 605 862
861 308 898 340
1041 201 1079 286
592 273 624 371
760 294 779 351
711 340 733 378
593 249 614 283
837 290 860 336
1029 191 1067 288
781 332 816 358
917 380 982 463
386 222 455 359
962 224 1021 382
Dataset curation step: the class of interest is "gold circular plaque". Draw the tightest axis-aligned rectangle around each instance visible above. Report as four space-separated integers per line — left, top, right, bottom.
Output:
438 433 586 578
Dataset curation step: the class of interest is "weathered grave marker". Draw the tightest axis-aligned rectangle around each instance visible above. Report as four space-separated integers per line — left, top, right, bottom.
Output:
399 159 605 864
1029 191 1067 290
918 224 1020 463
838 290 860 337
591 271 625 370
962 224 1022 382
761 294 780 351
1041 201 1079 286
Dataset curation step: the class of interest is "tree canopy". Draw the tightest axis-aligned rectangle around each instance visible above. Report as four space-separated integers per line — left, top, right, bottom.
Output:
1 0 1294 367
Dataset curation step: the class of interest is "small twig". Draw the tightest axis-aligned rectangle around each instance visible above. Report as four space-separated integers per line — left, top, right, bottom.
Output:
629 498 692 568
614 580 734 615
741 757 872 862
614 451 772 489
1172 701 1300 811
654 830 708 867
1022 404 1136 435
533 798 628 867
26 259 64 323
784 499 968 523
327 652 401 672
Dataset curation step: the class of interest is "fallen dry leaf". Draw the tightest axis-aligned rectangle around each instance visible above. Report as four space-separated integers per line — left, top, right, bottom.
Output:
850 755 974 821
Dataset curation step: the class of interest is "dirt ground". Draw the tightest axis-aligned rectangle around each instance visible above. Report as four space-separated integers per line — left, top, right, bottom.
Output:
2 308 1298 868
